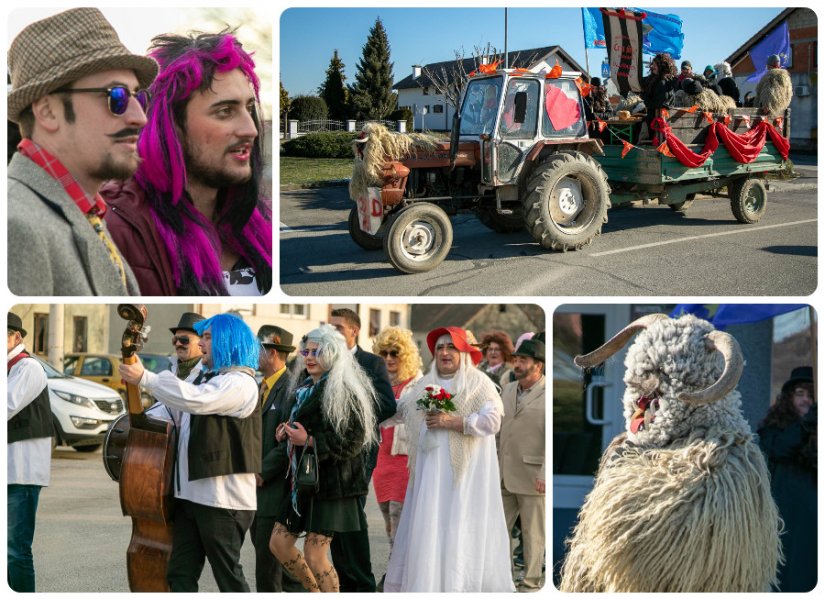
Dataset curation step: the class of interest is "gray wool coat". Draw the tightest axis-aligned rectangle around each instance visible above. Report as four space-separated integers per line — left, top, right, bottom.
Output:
7 153 140 296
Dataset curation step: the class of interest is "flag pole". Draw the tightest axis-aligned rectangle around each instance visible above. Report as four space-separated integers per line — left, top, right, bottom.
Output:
585 47 591 79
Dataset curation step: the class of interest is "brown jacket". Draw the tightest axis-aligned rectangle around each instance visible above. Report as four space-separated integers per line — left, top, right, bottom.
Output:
101 179 177 295
498 376 545 495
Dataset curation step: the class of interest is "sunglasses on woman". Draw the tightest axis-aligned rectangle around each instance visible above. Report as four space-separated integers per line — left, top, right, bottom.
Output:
379 349 400 358
57 85 150 116
299 348 320 357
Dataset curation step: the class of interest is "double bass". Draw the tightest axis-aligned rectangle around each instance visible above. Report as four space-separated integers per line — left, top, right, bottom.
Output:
102 304 176 592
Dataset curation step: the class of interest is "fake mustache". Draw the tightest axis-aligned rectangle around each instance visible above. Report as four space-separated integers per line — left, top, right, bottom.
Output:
108 128 142 140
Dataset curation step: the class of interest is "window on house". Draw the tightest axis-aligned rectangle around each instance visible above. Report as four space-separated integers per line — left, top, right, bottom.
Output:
33 313 48 355
279 305 309 318
433 104 444 113
423 87 430 95
73 316 87 353
390 311 401 327
369 309 381 337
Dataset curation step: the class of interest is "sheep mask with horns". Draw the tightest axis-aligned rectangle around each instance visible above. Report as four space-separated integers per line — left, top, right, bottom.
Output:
560 313 782 592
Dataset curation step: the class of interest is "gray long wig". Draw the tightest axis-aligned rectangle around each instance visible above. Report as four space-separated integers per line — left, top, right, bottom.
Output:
289 324 377 447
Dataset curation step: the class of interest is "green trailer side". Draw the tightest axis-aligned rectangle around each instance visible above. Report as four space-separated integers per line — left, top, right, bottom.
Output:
596 142 787 206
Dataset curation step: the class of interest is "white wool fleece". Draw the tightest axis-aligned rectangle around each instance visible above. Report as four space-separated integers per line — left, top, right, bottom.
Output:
621 314 751 447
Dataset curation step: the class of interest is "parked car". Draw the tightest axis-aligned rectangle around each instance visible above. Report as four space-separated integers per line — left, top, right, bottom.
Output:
36 356 125 452
138 353 173 375
63 353 125 396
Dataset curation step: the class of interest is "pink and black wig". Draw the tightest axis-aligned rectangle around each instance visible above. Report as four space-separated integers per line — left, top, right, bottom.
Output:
135 31 272 295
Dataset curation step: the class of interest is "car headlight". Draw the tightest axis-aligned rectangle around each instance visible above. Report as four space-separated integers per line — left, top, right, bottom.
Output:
70 416 103 429
53 390 97 410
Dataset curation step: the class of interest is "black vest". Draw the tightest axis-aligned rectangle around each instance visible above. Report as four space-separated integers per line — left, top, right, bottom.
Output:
7 352 54 443
187 370 262 481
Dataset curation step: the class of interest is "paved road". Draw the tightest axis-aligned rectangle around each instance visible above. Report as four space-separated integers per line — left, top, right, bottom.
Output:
32 446 391 592
279 168 817 296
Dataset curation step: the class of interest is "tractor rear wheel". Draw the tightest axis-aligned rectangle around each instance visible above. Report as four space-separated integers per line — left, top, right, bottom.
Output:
522 151 610 250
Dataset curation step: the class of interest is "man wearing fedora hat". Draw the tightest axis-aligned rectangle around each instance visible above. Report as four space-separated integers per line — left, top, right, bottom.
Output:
7 312 54 591
170 312 205 381
7 8 157 296
252 325 303 592
498 338 546 592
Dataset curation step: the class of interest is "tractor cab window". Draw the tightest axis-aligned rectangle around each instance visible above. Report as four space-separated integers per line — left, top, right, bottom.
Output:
542 79 586 138
499 78 540 139
459 77 503 136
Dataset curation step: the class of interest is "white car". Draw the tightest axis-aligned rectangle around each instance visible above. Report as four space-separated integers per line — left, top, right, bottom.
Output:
35 357 125 452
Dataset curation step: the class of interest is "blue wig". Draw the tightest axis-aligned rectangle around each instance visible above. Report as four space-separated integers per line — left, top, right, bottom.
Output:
194 313 259 371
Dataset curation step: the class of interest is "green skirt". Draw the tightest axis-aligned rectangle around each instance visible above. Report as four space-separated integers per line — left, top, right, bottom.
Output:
284 495 365 536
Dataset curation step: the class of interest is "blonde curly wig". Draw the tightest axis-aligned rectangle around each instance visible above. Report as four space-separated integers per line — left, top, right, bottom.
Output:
372 326 423 383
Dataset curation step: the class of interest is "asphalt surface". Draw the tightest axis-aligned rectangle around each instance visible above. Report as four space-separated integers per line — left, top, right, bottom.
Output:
31 446 392 592
279 165 817 297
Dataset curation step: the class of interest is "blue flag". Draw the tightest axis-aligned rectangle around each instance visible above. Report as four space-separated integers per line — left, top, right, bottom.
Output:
746 21 791 83
582 7 606 49
670 304 807 330
582 7 683 58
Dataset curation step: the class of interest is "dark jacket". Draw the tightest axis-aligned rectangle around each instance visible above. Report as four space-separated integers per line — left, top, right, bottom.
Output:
718 76 741 106
289 377 370 500
641 75 677 117
758 412 817 592
101 179 177 296
7 354 54 443
258 372 294 518
354 346 396 475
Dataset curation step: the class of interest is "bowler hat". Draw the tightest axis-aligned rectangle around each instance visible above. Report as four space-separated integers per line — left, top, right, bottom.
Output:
8 313 27 338
258 325 296 353
426 326 483 365
169 312 205 335
781 366 814 392
8 8 158 123
512 338 545 363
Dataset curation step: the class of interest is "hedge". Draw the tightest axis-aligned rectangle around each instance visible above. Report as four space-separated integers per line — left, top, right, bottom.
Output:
282 131 358 159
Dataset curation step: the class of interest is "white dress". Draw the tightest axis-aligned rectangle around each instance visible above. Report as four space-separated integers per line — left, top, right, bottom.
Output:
383 375 516 592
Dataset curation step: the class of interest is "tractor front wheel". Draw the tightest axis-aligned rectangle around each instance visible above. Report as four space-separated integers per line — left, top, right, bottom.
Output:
522 151 610 251
383 203 453 274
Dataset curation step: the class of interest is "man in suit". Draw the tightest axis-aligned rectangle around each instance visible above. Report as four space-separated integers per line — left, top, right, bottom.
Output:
253 325 303 592
329 308 396 592
7 8 155 295
499 338 546 592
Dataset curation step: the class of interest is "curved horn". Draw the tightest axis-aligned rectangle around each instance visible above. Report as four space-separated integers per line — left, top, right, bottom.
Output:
676 331 744 405
574 314 669 368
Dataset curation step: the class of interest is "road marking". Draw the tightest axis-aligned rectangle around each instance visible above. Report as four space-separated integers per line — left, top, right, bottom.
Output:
280 222 294 234
590 219 817 257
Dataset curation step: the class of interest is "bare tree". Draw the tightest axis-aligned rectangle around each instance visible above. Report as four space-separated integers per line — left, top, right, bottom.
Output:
422 43 541 110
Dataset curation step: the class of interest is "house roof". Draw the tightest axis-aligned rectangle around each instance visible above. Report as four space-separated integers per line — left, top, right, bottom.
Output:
393 45 585 90
725 8 797 68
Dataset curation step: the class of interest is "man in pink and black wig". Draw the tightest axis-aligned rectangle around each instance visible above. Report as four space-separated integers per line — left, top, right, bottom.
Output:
102 31 272 296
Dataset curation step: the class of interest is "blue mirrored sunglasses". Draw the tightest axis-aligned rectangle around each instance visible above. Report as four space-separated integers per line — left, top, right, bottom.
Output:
57 85 150 116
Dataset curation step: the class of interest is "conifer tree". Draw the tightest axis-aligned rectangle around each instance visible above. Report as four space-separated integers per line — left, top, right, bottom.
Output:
349 18 396 120
318 50 349 121
279 80 291 133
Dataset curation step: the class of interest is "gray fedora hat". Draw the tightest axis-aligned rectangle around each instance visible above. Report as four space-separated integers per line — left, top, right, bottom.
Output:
257 325 296 354
512 338 545 363
8 8 158 123
8 313 27 338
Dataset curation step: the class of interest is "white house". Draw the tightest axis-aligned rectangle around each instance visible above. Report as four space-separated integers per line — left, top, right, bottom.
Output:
393 45 587 131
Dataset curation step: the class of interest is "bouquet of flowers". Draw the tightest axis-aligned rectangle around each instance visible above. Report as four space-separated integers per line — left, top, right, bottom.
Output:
416 384 456 413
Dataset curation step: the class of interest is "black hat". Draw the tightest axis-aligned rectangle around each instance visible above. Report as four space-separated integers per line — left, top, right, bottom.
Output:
682 78 703 96
781 366 814 392
8 313 27 338
258 325 296 353
169 312 205 335
512 338 545 362
590 76 602 87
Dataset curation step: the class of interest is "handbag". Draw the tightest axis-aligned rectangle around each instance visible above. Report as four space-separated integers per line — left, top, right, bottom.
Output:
296 437 319 494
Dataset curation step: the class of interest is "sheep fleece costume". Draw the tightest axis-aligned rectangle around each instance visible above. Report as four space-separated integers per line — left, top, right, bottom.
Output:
755 68 793 116
560 315 782 592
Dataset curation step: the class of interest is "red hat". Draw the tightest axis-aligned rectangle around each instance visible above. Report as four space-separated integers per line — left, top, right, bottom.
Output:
426 326 483 365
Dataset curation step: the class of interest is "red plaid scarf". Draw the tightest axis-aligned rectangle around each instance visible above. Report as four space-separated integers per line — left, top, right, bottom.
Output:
17 139 108 216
